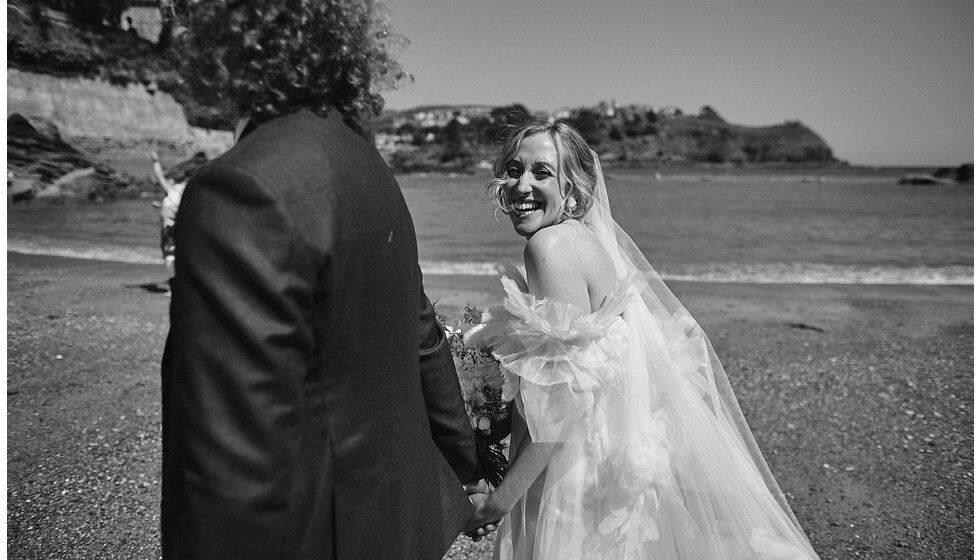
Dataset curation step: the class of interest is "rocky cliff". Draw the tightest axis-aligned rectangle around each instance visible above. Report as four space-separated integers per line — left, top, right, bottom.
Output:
6 69 231 201
7 69 191 141
7 69 232 153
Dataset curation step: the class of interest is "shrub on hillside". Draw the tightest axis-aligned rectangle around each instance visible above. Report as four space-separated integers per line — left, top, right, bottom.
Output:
9 4 165 81
43 0 128 29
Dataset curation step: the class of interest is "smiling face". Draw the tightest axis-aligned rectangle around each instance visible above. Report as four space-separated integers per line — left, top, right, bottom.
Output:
504 132 566 239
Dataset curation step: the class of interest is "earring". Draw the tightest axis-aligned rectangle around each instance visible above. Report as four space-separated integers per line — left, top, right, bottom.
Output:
566 197 578 213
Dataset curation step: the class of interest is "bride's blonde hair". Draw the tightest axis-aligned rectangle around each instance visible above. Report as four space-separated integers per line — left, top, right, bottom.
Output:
485 121 598 221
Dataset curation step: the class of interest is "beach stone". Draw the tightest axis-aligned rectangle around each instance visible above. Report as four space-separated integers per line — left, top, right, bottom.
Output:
955 163 973 183
8 175 38 202
7 113 130 198
897 173 956 185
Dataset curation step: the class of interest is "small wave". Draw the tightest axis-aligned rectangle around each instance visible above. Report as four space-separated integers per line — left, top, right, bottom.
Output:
656 263 973 286
419 261 502 276
420 260 973 285
7 240 162 265
8 241 972 285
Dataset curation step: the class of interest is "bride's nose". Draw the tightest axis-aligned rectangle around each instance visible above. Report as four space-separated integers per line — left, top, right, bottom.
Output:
514 172 534 194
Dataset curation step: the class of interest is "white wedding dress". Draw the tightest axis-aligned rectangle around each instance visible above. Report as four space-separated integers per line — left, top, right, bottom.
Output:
474 156 819 560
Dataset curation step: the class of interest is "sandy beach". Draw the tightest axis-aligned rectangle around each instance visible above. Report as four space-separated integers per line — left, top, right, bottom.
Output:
7 251 973 559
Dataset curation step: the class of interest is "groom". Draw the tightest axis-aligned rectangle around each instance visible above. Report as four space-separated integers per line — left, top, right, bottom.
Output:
161 2 488 558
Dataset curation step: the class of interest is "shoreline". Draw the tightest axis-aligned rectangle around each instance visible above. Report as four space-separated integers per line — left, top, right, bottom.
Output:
424 269 974 330
7 241 974 287
6 249 973 308
6 250 973 322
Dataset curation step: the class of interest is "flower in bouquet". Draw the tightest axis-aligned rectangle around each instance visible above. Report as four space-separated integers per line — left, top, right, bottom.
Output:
441 306 511 433
439 305 512 486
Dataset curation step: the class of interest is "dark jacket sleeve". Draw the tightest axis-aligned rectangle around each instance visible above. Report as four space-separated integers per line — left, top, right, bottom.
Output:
163 163 317 559
417 280 482 484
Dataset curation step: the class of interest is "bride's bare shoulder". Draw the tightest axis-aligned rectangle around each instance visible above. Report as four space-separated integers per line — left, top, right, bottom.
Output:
524 221 617 310
524 222 585 262
524 222 612 276
522 223 589 307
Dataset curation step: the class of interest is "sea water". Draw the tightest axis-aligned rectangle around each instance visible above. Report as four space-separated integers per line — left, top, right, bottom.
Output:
400 168 973 285
7 168 974 285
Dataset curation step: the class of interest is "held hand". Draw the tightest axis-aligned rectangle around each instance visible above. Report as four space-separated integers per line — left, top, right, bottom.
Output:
463 479 489 496
464 492 502 542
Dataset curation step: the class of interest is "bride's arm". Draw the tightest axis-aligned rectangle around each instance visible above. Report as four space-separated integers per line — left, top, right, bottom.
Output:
474 429 558 522
487 428 560 508
468 225 591 526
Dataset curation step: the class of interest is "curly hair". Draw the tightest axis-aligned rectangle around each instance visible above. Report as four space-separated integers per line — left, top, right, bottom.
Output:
485 120 598 222
175 0 409 125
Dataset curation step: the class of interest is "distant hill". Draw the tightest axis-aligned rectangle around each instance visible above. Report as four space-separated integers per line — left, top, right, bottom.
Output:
367 103 839 172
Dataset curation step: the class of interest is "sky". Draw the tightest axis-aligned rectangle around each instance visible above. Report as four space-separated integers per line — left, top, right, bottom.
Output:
379 0 973 167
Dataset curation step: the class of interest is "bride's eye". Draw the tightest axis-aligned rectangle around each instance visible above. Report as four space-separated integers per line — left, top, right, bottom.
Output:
532 166 554 180
506 164 523 179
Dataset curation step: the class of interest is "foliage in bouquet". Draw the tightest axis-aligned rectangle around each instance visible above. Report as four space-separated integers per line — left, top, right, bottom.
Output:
439 305 512 486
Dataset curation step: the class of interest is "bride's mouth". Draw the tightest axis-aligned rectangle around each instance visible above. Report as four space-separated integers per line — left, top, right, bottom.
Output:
512 200 542 217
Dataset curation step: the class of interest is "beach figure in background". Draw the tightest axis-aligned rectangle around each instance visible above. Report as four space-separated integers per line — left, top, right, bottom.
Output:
464 121 820 559
149 150 187 278
161 1 492 558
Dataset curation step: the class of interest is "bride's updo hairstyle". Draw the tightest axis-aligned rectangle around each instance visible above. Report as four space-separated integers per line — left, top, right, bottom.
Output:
486 121 598 222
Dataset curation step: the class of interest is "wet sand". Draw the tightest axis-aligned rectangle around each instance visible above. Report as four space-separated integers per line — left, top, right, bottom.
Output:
6 252 973 559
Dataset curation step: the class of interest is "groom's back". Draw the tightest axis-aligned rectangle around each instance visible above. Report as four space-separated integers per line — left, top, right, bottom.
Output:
163 109 471 559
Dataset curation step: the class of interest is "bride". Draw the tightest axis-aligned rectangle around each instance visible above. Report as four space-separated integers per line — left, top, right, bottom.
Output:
463 121 819 559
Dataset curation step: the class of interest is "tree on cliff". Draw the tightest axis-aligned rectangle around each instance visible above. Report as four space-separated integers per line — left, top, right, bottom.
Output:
29 3 50 41
697 105 725 122
487 104 532 141
441 114 468 163
44 0 129 29
155 0 188 52
570 109 605 146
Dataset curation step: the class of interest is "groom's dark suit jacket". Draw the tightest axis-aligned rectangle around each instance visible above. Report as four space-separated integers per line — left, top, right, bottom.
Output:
161 109 479 559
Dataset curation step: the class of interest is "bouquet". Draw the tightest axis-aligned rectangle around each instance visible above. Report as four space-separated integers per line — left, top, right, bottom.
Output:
440 305 512 487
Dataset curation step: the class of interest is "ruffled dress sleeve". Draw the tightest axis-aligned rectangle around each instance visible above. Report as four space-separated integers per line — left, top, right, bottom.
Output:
477 272 635 443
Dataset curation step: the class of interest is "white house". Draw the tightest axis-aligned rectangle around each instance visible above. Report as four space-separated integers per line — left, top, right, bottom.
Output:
120 0 163 42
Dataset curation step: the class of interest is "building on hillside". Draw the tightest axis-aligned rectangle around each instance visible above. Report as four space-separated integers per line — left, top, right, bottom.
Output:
549 108 572 121
597 99 618 118
388 106 491 130
373 132 404 152
121 0 163 42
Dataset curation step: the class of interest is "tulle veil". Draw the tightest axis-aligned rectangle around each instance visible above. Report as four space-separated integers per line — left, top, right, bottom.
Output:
554 152 820 558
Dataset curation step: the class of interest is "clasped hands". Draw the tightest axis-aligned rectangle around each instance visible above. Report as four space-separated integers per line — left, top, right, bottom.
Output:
462 479 503 542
